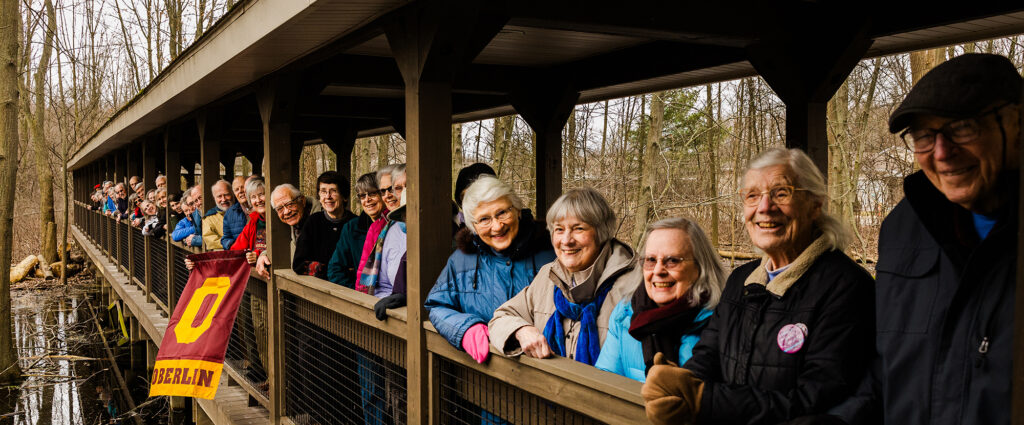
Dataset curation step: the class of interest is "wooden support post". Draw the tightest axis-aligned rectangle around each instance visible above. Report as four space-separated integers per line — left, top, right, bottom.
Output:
143 138 158 191
746 18 871 178
386 5 506 424
320 125 357 184
1013 85 1024 425
510 80 579 215
164 129 181 310
258 78 300 424
199 112 223 213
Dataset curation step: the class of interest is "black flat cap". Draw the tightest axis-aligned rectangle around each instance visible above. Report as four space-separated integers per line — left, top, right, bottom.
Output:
888 53 1022 133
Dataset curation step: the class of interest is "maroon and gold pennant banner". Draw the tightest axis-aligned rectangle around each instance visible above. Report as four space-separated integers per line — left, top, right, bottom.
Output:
150 250 251 399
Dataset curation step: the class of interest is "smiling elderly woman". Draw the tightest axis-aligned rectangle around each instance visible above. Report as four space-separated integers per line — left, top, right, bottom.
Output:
426 175 555 364
594 217 724 382
642 148 875 425
489 187 639 366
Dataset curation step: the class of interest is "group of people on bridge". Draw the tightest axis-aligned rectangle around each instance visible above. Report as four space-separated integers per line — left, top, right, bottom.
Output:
86 53 1017 425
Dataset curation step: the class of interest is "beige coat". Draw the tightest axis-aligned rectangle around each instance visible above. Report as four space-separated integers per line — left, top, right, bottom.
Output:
489 239 640 360
201 210 225 250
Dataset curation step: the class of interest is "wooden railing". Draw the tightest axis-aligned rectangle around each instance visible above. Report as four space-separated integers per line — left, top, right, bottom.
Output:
74 204 647 424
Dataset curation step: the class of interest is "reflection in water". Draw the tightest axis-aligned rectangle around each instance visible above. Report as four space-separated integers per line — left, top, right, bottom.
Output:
3 289 102 425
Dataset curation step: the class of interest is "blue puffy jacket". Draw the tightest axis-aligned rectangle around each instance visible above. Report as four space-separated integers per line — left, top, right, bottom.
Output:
221 202 248 250
171 215 196 243
426 210 555 349
595 298 712 382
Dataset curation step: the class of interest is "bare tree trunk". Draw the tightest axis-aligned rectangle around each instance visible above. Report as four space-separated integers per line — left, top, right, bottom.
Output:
32 0 56 263
706 84 720 247
633 91 665 246
910 48 945 84
0 0 22 384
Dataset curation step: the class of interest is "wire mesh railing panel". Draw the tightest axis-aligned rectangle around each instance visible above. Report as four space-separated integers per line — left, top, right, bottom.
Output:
100 216 108 256
282 292 408 425
436 357 604 425
119 221 131 271
172 246 191 305
150 239 168 308
132 227 146 285
224 275 269 400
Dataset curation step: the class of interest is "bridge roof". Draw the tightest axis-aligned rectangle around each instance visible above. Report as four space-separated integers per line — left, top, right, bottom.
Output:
69 0 1024 169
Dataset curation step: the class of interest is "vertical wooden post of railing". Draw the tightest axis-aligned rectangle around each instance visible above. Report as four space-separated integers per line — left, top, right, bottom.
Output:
127 147 135 281
198 111 221 215
143 138 158 301
510 79 578 217
165 128 182 310
259 78 299 425
386 7 506 423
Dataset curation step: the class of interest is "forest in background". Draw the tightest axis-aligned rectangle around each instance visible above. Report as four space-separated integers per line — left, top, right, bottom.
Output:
10 0 1024 269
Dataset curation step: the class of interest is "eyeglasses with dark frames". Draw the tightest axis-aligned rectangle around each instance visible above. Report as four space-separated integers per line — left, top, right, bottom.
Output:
900 103 1010 154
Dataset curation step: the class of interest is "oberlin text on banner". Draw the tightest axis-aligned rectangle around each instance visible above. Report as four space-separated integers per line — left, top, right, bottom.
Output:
149 250 250 399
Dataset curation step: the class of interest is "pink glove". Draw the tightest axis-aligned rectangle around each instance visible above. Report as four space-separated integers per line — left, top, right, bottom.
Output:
461 323 490 364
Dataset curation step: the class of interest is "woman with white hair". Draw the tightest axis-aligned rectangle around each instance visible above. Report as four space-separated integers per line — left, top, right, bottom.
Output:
230 177 267 264
489 187 639 366
595 217 724 382
642 148 874 425
426 175 555 364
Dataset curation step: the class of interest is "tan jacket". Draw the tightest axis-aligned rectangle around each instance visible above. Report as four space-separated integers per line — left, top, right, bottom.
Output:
489 239 640 360
201 210 225 250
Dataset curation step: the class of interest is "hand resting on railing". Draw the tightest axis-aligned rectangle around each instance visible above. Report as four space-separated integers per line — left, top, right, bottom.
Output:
514 325 552 359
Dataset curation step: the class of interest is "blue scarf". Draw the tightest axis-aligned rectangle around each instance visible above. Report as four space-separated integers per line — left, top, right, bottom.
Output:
543 282 613 365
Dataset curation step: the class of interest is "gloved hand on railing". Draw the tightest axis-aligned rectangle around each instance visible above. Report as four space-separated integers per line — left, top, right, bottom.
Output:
642 352 704 425
461 323 490 364
374 293 406 321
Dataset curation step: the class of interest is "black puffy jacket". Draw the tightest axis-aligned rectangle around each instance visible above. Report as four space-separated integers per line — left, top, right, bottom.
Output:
684 247 875 424
832 171 1016 425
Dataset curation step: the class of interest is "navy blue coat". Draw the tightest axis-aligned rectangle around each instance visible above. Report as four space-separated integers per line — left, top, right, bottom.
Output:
425 211 555 349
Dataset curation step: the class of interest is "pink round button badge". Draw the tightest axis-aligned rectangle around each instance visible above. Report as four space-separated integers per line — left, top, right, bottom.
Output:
777 323 808 354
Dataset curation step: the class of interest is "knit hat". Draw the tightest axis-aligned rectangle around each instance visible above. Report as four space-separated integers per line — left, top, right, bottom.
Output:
889 53 1022 133
454 163 496 207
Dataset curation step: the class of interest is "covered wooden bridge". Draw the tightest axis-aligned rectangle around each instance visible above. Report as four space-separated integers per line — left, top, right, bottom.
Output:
69 1 1024 424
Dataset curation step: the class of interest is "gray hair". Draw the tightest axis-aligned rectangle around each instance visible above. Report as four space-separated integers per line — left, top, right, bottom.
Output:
376 164 397 182
270 183 301 208
390 163 407 182
245 176 266 201
354 172 379 196
462 175 523 234
210 179 231 193
546 187 617 246
644 217 725 309
746 148 851 251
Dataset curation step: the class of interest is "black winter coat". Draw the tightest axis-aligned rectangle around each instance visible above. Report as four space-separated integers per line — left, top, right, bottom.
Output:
832 171 1017 425
684 249 874 424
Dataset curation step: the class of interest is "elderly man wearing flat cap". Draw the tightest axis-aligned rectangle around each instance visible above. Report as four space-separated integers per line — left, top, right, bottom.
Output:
814 53 1021 425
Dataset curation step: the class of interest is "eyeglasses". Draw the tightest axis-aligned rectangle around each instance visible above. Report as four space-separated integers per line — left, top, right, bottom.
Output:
357 190 381 200
274 197 301 213
642 256 694 271
318 188 339 197
739 185 807 207
475 207 516 228
900 103 1008 153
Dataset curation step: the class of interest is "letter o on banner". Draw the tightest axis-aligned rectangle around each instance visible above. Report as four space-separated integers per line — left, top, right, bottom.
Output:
174 277 231 344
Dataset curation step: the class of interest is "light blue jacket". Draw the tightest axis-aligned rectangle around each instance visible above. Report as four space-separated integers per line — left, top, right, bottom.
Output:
594 298 712 382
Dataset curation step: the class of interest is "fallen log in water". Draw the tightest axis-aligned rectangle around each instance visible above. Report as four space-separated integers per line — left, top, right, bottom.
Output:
10 255 39 283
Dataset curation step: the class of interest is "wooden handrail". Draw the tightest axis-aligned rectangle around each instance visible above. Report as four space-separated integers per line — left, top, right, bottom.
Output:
274 270 646 424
